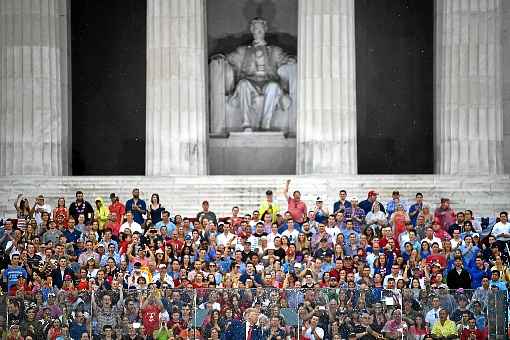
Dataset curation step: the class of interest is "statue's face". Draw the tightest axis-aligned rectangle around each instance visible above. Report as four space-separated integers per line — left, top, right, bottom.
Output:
251 22 266 41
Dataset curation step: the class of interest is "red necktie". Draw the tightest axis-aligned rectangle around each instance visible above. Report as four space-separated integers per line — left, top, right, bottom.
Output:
247 325 253 340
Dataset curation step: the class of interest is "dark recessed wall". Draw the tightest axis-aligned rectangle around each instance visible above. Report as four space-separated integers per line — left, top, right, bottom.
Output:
71 0 146 175
355 0 433 174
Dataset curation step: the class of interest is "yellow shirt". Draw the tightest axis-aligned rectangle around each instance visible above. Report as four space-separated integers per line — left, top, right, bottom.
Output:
431 319 457 337
258 200 280 222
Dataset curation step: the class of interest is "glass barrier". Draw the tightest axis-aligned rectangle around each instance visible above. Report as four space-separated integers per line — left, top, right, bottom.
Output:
3 288 508 339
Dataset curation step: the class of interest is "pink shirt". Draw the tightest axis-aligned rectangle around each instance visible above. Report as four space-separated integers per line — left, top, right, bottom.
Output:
287 197 307 223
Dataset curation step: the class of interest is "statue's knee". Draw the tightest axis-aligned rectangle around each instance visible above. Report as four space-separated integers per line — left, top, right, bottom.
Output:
237 79 251 90
264 81 280 93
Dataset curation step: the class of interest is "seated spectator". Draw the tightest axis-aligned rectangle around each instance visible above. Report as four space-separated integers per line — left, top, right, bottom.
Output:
431 309 457 339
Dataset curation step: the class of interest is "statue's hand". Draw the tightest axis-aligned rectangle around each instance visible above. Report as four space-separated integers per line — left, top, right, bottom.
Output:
287 57 297 64
210 54 225 61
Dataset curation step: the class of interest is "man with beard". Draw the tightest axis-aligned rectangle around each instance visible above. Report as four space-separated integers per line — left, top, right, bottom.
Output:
69 191 94 224
125 188 147 225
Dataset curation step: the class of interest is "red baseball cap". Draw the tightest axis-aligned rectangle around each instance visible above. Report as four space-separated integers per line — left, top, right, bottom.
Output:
367 190 378 197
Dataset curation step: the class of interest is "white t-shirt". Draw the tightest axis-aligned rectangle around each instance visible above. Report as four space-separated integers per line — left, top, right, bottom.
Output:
422 236 443 248
304 326 324 340
281 229 299 244
34 203 52 225
217 232 237 247
492 222 510 241
326 227 341 241
120 221 143 234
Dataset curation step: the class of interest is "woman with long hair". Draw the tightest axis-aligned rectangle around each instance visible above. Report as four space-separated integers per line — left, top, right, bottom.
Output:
363 226 376 244
37 211 51 236
408 315 429 339
14 194 31 230
419 241 431 259
52 197 69 229
295 232 310 253
85 258 99 278
149 193 165 225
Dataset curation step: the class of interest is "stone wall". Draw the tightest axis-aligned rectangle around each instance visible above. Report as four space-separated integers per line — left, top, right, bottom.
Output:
503 0 510 173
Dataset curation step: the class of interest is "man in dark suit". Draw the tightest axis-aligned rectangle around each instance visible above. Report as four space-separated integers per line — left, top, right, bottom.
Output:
221 307 266 340
51 257 75 289
446 257 471 289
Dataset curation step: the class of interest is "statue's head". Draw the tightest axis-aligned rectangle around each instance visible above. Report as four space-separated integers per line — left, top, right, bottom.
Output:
250 17 268 41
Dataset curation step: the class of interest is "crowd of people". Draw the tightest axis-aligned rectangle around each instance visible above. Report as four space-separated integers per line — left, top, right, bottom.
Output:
0 179 509 340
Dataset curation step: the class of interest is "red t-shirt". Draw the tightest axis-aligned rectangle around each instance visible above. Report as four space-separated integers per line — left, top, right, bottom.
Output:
460 328 484 340
287 197 307 223
426 254 447 268
108 202 126 236
142 305 161 336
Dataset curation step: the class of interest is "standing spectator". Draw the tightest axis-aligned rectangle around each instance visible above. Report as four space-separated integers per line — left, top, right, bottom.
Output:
52 197 69 230
386 190 405 217
2 253 28 291
283 179 307 225
14 194 32 230
359 191 385 215
108 193 125 233
408 192 424 226
304 314 325 340
345 197 365 232
125 188 147 225
447 212 466 236
69 191 94 225
140 291 164 336
156 211 176 234
148 193 165 225
446 257 471 289
434 198 456 233
120 212 143 234
468 256 491 289
313 197 329 224
94 197 109 237
258 190 281 223
31 194 52 226
333 189 351 214
42 221 63 244
51 257 74 289
196 200 218 225
491 211 510 249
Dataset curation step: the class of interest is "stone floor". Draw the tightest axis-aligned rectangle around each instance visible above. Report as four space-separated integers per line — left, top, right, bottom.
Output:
0 175 509 219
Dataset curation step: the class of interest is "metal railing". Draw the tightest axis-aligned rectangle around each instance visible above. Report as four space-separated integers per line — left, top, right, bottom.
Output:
2 288 508 339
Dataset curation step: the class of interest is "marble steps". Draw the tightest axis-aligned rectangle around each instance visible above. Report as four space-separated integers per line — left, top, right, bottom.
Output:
0 175 509 219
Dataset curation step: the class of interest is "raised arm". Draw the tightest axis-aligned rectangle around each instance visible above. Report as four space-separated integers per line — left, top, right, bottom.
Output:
283 179 291 200
14 194 22 210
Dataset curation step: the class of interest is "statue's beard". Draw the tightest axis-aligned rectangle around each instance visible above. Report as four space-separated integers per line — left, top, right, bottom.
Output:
253 37 267 47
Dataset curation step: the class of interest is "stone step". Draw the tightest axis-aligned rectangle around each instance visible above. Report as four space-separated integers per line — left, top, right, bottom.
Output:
1 175 509 219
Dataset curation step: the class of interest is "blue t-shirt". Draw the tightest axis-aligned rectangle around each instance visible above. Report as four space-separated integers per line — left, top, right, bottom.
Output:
3 266 28 289
125 198 147 225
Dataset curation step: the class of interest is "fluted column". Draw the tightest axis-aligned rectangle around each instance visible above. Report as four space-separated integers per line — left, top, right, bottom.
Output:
0 0 70 176
146 0 207 175
296 0 357 174
435 0 504 175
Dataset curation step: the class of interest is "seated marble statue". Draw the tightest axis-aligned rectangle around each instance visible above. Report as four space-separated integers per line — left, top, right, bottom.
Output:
225 17 295 131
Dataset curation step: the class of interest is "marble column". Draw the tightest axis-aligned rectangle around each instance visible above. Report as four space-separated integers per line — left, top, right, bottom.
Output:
435 0 504 175
146 0 208 175
296 0 357 175
0 0 70 176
